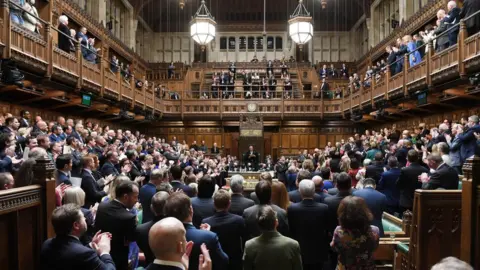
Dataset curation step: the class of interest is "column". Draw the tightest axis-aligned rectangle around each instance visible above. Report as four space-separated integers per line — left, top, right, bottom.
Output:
89 0 107 27
399 0 407 25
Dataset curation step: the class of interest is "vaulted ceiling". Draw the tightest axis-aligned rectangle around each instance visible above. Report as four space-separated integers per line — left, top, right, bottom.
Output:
130 0 369 32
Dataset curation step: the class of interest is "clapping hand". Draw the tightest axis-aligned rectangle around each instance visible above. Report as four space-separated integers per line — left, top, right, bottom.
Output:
200 223 211 231
475 132 480 140
55 183 71 198
181 241 194 270
198 243 212 270
418 172 430 183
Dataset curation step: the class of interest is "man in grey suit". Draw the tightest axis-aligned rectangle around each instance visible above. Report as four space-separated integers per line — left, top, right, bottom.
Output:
243 181 289 239
243 205 302 270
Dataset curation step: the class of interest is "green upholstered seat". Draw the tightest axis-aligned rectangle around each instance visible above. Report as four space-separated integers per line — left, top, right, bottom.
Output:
397 243 409 253
383 218 402 232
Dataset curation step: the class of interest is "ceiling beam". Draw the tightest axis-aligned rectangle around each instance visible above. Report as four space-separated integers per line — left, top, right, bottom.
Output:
49 98 82 109
84 104 109 112
17 90 65 104
444 88 480 101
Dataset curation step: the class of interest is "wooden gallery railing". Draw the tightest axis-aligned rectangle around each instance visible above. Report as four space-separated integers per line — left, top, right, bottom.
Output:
0 156 56 270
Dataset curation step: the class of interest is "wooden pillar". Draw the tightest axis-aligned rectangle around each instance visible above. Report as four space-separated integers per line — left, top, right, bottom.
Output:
32 155 56 239
385 66 391 100
76 42 83 90
426 40 433 88
45 23 53 79
2 0 11 58
458 20 467 78
403 54 408 97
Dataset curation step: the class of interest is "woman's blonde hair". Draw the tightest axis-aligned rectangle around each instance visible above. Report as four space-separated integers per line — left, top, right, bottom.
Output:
302 159 315 172
108 175 130 200
340 156 351 172
63 186 86 206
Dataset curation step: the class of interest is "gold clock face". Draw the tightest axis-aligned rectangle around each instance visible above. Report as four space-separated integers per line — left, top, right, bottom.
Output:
247 103 257 112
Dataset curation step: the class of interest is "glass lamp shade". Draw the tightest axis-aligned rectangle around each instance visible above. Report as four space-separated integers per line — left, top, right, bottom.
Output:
190 18 216 46
288 17 313 45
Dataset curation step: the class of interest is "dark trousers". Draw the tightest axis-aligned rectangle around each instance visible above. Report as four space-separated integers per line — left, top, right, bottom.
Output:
303 263 324 270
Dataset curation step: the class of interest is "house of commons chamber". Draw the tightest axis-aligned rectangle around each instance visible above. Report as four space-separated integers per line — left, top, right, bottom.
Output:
1 0 480 269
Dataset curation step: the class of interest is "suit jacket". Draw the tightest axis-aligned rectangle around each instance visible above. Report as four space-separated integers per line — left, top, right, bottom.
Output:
100 162 119 177
170 180 195 197
243 204 289 239
243 231 302 270
353 187 387 237
324 191 351 233
378 167 401 207
191 197 215 228
460 0 480 30
136 216 164 266
202 211 247 269
396 163 428 208
139 182 157 223
365 162 385 184
184 223 229 270
422 163 459 190
387 51 397 73
56 171 72 186
275 162 288 183
40 235 115 270
81 169 107 209
288 189 328 203
95 200 137 270
434 18 450 46
19 118 30 128
58 23 72 52
229 193 254 216
287 199 329 264
70 149 82 177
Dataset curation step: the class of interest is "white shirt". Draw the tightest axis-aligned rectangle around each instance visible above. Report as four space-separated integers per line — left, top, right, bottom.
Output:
153 259 185 270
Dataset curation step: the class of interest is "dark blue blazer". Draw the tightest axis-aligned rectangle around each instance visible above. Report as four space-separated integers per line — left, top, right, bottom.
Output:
0 155 12 173
40 235 115 270
202 211 247 269
170 180 194 197
139 182 157 223
49 133 63 143
81 169 106 209
353 187 387 236
458 124 480 163
100 162 119 177
56 171 72 186
287 199 329 264
288 189 327 203
229 194 254 216
378 167 401 207
191 197 215 228
184 223 229 270
365 162 385 184
136 216 164 266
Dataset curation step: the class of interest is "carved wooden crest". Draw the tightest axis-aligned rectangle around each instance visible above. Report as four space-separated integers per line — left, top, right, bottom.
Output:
239 113 263 130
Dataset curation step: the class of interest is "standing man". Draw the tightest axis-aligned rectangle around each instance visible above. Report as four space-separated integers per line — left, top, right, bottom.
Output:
396 150 429 214
353 178 387 237
95 180 139 270
228 175 255 216
243 145 259 171
243 205 302 270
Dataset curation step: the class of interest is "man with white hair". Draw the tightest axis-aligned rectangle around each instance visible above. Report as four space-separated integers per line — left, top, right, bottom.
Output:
228 174 254 216
456 115 480 164
58 15 72 53
430 256 473 270
445 1 461 46
434 9 450 52
287 180 329 270
311 175 331 202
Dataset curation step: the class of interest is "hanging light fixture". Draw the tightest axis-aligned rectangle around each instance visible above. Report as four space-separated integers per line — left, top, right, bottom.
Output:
190 0 216 51
321 0 327 9
288 0 313 51
179 0 185 10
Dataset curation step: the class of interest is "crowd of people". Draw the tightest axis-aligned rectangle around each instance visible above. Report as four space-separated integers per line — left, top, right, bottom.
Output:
1 108 478 269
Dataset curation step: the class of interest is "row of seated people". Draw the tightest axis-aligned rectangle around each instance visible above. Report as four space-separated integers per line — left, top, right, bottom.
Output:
5 112 476 269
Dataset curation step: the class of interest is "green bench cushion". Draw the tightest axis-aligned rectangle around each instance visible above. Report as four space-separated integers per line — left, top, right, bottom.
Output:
397 243 409 253
383 219 402 232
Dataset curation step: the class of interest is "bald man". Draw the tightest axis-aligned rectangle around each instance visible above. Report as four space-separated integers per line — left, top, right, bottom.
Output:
312 175 331 202
147 217 211 270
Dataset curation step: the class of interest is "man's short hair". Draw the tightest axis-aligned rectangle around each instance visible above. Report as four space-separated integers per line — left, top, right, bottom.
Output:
55 154 72 170
170 165 183 180
164 192 191 222
430 256 473 270
299 179 315 198
255 180 272 204
151 191 169 216
158 182 173 193
387 156 398 168
336 172 352 191
363 178 376 187
427 153 443 164
197 175 215 198
297 170 312 183
150 169 165 181
230 174 244 193
320 167 331 179
51 204 82 236
0 173 13 190
374 152 383 162
257 205 277 231
213 189 231 210
437 142 449 154
407 149 419 163
115 180 138 199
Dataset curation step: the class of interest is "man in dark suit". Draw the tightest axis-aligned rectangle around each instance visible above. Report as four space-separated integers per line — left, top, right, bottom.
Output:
378 156 401 215
169 165 194 197
203 189 247 270
243 180 289 239
435 9 450 52
95 180 139 270
288 170 327 203
243 205 302 270
445 1 461 45
199 140 208 152
287 180 329 270
365 152 385 184
19 110 30 128
243 145 259 171
191 175 216 228
40 204 115 270
312 175 331 202
139 169 165 223
396 150 429 213
353 178 387 237
164 192 229 270
386 46 397 76
136 191 169 266
146 217 210 270
420 153 459 190
100 151 120 177
228 174 254 216
324 172 352 234
460 0 480 36
81 156 108 209
274 156 288 184
55 154 72 186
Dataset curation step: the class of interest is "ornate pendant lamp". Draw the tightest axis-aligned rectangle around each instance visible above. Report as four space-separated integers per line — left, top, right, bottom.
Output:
288 0 313 51
190 0 216 51
179 0 185 9
321 0 327 9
